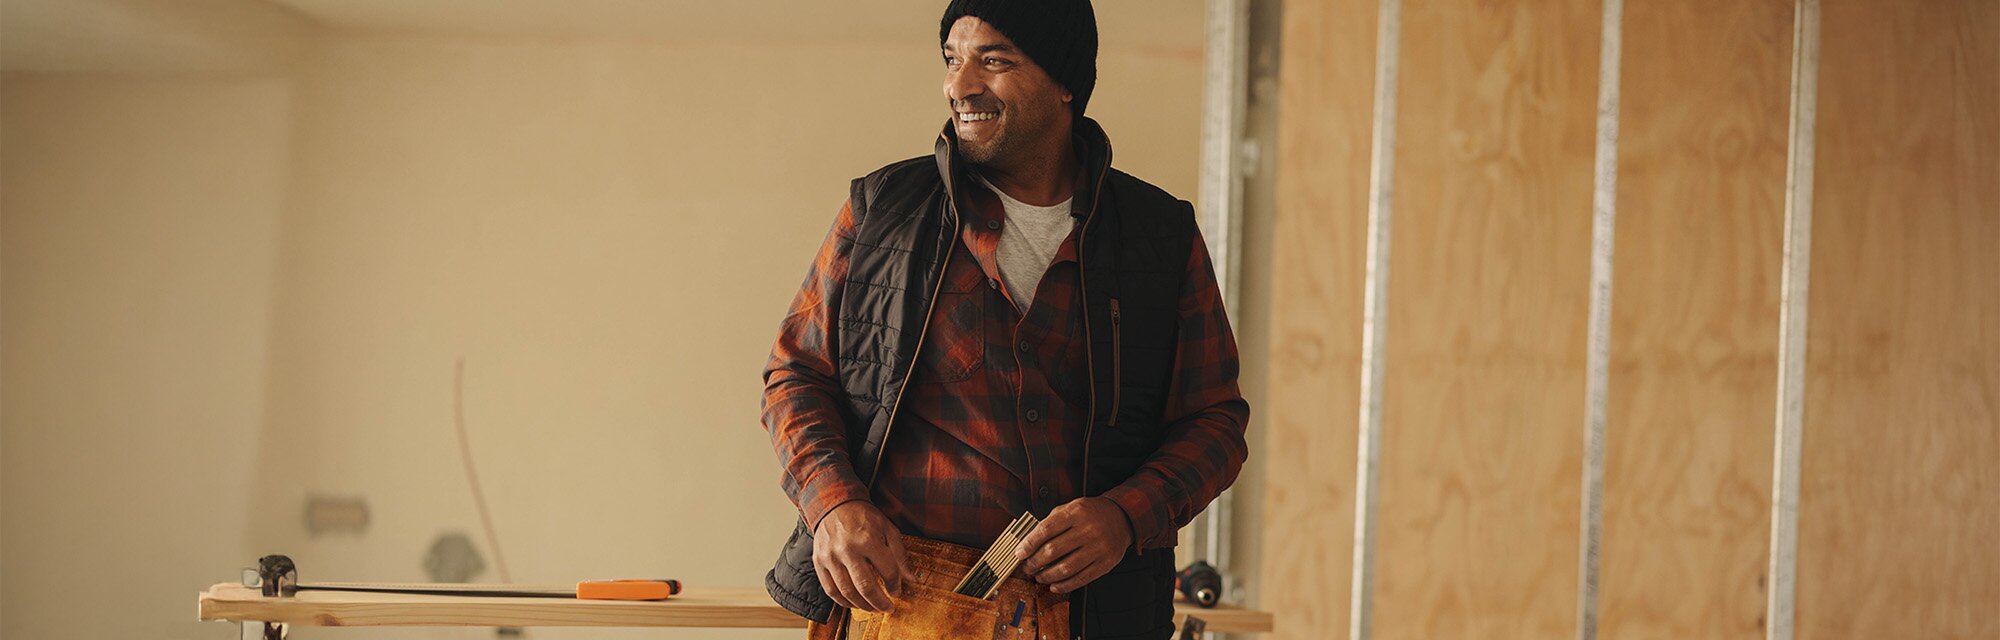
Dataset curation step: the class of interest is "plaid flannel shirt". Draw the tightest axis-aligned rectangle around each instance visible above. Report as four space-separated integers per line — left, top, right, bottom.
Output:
762 177 1249 552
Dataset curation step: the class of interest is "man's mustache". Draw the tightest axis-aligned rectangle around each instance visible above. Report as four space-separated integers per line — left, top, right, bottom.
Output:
952 99 1002 112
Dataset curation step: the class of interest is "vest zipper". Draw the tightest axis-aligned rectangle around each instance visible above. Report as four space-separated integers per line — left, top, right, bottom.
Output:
1108 298 1122 428
869 245 952 486
1073 158 1110 640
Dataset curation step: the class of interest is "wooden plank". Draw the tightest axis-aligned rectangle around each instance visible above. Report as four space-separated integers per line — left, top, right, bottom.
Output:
1372 0 1600 636
198 583 805 629
1797 1 2000 637
1597 1 1792 638
1257 0 1377 636
195 583 1274 632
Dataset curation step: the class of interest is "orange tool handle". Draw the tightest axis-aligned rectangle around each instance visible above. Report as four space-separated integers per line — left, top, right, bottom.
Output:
575 579 681 601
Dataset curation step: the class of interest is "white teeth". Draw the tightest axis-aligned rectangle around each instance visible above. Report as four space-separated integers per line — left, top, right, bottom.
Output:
958 112 997 122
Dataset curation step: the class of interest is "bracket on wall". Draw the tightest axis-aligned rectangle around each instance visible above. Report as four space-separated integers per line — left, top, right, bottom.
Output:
1192 0 1253 613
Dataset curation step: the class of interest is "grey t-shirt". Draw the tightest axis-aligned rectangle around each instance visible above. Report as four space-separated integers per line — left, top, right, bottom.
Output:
977 174 1076 313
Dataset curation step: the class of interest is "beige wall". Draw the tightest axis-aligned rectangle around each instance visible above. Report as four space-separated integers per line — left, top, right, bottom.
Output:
250 31 1200 640
2 12 1203 640
2 75 293 640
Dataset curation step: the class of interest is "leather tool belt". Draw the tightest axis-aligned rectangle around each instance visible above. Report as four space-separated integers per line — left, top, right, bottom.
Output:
806 535 1070 640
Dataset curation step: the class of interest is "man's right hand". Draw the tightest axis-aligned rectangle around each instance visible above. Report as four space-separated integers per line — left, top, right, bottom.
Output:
812 501 914 613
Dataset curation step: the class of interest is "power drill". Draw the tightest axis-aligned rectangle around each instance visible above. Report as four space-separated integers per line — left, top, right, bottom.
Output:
1174 560 1222 608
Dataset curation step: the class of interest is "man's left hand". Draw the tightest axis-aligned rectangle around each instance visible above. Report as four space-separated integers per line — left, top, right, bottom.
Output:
1012 496 1134 594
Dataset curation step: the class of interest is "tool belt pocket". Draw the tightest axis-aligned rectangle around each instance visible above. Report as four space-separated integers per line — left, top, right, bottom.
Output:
844 535 1069 640
852 584 1016 636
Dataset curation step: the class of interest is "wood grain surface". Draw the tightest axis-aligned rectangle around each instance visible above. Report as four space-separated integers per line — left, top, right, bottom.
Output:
1597 1 1792 638
196 583 1275 632
1256 0 1377 637
1371 0 1600 636
199 583 807 629
1797 1 2000 637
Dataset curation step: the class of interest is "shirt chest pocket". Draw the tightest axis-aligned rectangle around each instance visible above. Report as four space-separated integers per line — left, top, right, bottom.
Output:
921 250 988 384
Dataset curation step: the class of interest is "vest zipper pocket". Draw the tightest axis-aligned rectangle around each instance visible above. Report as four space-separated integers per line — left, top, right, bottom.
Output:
1108 298 1122 428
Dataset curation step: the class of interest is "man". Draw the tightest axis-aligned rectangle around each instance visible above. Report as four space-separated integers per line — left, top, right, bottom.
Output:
761 1 1248 638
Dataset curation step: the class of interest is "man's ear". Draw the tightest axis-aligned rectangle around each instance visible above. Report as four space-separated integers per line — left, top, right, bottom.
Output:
1062 90 1073 104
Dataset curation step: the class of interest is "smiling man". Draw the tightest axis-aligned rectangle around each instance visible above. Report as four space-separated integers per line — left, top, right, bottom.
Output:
760 1 1249 638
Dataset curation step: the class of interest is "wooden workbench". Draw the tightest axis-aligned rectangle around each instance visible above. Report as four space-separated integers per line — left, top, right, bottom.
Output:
198 582 1273 634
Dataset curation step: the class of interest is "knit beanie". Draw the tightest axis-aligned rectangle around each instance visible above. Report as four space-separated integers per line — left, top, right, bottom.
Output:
939 0 1098 116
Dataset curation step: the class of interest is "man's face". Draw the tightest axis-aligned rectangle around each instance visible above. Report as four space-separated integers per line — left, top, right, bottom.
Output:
941 17 1072 167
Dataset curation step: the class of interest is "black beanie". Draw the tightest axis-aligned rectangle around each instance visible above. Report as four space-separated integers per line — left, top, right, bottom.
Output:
940 0 1099 116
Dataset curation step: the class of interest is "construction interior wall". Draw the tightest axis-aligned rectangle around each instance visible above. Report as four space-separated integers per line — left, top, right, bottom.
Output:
0 5 1204 640
1255 0 1998 638
1 75 294 640
1256 0 1373 636
1373 0 1598 635
1599 1 1789 637
1797 1 1998 637
4 0 1993 638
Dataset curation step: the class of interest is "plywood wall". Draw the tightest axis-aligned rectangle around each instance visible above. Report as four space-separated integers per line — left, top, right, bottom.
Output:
1598 1 1791 637
1256 0 1995 637
1255 0 1375 637
1797 1 2000 637
1370 0 1598 636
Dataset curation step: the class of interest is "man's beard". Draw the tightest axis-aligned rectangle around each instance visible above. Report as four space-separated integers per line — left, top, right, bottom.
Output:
952 97 1013 167
958 130 1008 166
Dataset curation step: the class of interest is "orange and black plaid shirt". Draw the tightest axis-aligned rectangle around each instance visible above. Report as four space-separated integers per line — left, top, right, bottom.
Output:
763 179 1249 552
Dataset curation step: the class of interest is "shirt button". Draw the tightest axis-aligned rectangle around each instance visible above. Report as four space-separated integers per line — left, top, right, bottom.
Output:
1038 486 1052 499
1026 409 1040 422
986 219 1002 230
1018 341 1031 353
988 278 999 290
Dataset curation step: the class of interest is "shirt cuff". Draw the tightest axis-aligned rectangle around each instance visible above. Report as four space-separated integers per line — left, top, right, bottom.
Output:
800 470 872 534
1100 483 1175 552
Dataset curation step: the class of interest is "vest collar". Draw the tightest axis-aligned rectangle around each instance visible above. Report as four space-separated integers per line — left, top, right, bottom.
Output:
934 117 1116 223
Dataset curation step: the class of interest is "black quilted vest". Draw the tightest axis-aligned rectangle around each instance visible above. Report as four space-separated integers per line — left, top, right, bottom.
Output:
766 118 1196 640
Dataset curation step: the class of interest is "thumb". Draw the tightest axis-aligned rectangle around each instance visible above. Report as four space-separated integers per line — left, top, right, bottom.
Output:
884 533 912 593
896 532 916 576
